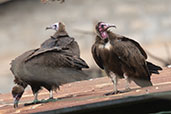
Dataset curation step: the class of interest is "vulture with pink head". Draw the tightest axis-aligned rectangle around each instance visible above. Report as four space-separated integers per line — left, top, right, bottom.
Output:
92 22 162 94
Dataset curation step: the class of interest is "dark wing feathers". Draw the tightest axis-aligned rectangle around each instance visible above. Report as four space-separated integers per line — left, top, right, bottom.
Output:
40 36 73 49
111 37 150 79
40 38 58 48
25 47 64 62
64 55 89 69
11 49 89 90
40 36 80 57
121 37 148 59
118 36 162 77
91 44 104 69
24 47 88 70
146 61 162 74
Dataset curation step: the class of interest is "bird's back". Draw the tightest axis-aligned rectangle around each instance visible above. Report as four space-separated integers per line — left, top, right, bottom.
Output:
10 49 38 78
11 48 89 90
41 36 80 57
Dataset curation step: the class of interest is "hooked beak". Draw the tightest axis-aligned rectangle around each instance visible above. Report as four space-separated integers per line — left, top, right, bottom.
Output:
13 93 23 108
45 26 53 30
12 85 25 108
104 23 116 31
13 96 19 108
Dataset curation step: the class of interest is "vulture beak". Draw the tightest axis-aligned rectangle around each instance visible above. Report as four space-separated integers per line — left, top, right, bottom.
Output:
104 23 116 31
13 95 21 108
45 23 59 31
14 97 19 108
12 85 24 108
45 26 53 30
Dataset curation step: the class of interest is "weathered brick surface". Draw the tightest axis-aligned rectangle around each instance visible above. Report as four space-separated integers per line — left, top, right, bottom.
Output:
0 67 170 114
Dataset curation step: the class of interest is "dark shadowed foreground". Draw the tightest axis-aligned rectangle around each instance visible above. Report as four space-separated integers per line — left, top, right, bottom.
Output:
0 67 170 114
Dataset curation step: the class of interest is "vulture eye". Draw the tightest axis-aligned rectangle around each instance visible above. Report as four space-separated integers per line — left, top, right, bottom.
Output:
53 24 58 30
54 24 57 28
101 24 107 30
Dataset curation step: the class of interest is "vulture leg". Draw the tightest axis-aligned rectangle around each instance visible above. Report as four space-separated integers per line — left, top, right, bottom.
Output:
123 74 131 92
48 90 56 101
49 90 53 99
33 92 39 103
24 87 41 106
46 90 57 102
111 73 118 93
31 86 42 104
105 72 121 95
37 90 57 103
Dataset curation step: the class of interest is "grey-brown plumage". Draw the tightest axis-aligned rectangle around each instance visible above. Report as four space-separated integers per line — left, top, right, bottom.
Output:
11 48 88 90
11 22 89 108
92 22 162 94
42 22 80 57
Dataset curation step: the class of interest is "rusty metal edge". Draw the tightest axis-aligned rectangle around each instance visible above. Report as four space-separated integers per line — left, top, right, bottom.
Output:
33 91 171 114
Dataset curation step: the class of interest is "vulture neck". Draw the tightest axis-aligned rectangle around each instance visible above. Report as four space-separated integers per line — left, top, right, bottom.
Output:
96 31 119 50
96 31 115 44
14 78 27 89
52 29 68 39
96 35 109 45
107 31 121 40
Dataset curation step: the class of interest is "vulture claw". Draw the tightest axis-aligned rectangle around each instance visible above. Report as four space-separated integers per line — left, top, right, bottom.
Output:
24 100 42 106
105 91 123 96
46 98 57 102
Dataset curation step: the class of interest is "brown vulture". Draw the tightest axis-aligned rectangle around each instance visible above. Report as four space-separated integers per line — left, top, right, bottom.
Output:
92 22 162 94
11 22 89 108
42 22 80 57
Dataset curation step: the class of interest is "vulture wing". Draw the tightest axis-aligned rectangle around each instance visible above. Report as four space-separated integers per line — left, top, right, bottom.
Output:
40 38 58 48
40 36 73 49
24 47 88 69
118 36 162 76
111 38 150 79
110 38 152 87
24 50 89 84
24 47 64 62
91 44 104 69
121 37 147 59
40 36 80 57
61 52 89 69
11 48 89 88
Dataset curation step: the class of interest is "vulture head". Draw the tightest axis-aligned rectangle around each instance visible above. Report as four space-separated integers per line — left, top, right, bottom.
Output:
12 85 24 108
46 22 65 32
95 22 116 39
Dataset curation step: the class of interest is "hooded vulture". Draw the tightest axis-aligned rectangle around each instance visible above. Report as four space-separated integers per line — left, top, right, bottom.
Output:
11 22 89 108
92 22 162 94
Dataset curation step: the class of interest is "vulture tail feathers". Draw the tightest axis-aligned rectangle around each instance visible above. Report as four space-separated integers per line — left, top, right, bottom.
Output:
133 78 153 87
65 56 89 69
74 58 89 69
146 61 162 75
